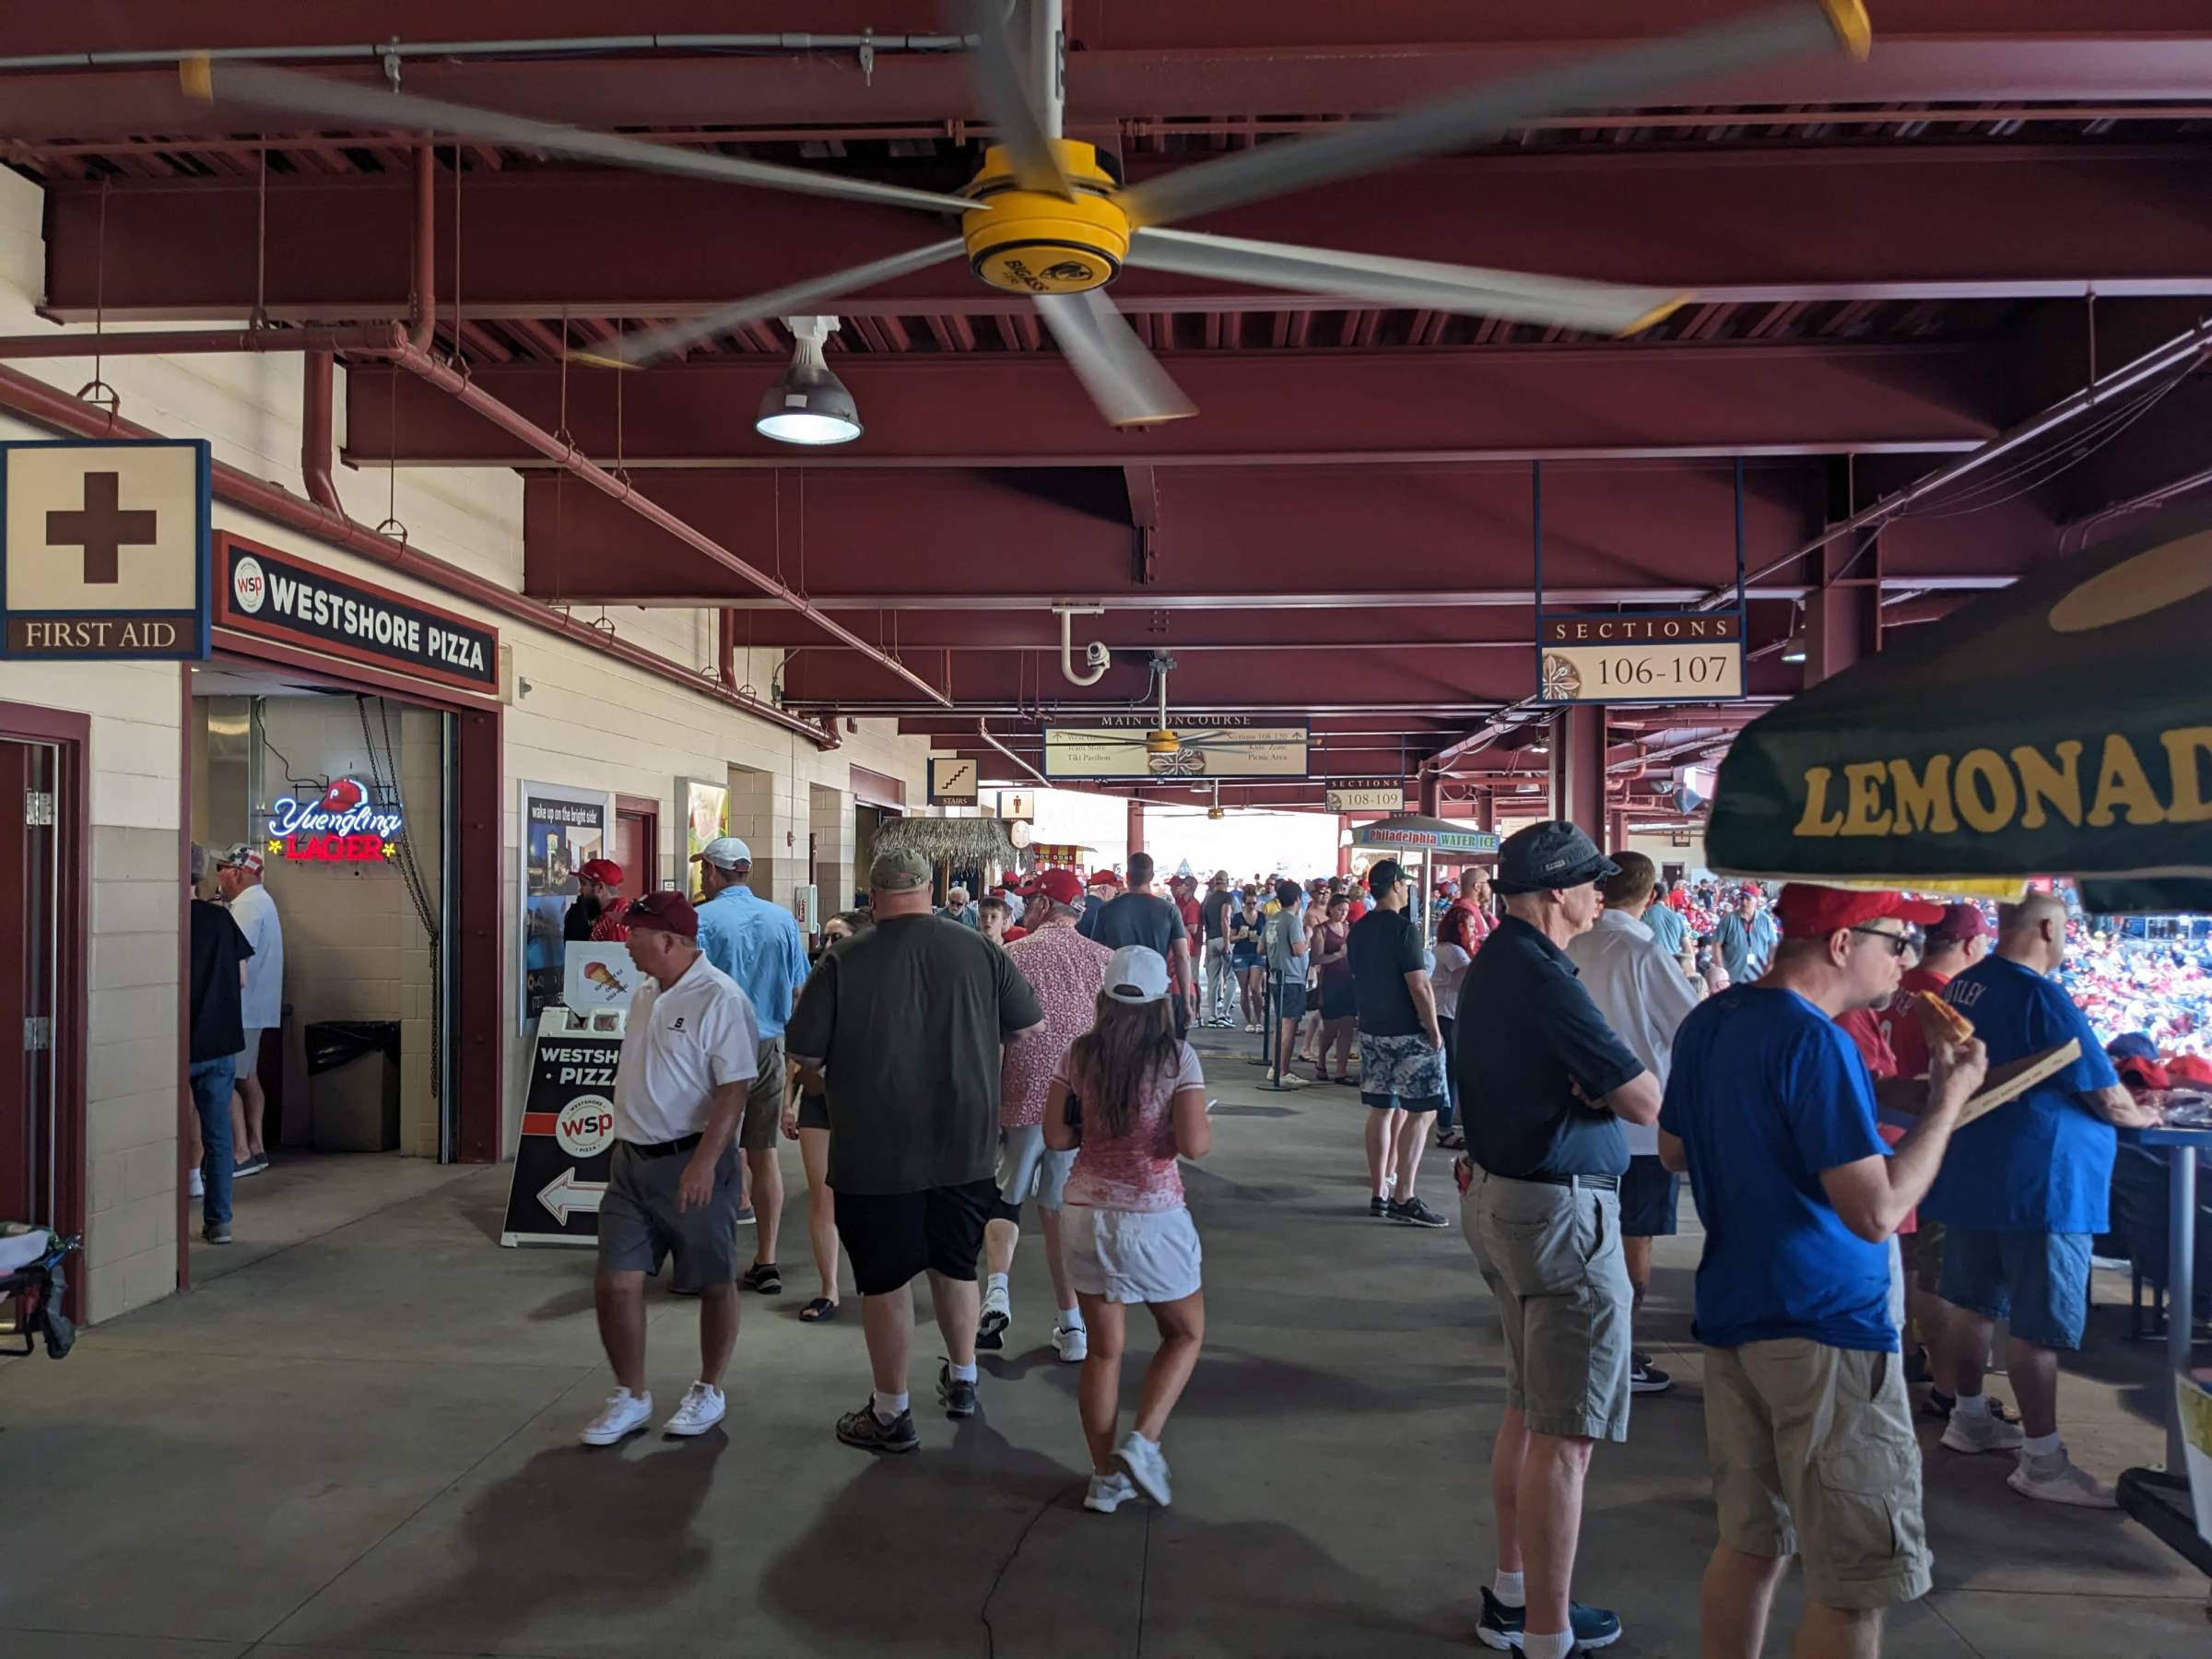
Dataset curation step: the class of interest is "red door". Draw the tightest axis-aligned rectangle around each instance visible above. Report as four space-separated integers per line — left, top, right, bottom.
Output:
0 740 57 1225
615 809 654 900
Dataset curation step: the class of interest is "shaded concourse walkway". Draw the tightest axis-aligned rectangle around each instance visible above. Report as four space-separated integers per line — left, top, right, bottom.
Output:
0 1029 2202 1656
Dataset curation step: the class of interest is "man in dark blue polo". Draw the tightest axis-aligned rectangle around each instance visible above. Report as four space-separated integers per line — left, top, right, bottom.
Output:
1453 822 1661 1659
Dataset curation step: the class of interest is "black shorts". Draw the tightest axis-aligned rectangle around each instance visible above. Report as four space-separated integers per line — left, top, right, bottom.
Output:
1273 977 1309 1021
833 1178 997 1296
1619 1154 1680 1238
1320 979 1357 1020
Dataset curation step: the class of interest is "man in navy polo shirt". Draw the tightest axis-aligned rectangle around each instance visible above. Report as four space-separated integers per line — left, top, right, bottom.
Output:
1921 890 2162 1506
1454 822 1660 1659
1659 883 1979 1657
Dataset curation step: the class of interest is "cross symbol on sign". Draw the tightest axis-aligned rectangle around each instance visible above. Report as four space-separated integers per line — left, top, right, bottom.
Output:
46 471 159 585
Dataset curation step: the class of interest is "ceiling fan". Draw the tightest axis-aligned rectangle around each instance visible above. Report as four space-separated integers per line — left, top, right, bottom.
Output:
1159 782 1230 821
185 0 1867 429
1053 653 1301 774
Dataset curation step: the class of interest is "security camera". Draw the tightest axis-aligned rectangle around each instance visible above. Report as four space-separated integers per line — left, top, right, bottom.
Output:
1085 640 1112 669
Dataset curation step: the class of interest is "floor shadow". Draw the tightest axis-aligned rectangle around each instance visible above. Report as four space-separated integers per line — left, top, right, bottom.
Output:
527 1284 599 1322
461 1198 512 1246
1208 1103 1298 1119
1181 1166 1320 1206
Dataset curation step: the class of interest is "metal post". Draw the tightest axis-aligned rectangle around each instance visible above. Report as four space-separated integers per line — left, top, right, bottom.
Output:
1027 0 1064 141
2168 1146 2197 1474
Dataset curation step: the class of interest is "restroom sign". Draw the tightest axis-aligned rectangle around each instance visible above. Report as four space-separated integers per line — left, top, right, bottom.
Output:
0 439 212 660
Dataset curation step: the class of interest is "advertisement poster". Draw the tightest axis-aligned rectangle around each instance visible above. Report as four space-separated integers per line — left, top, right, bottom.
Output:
563 940 639 1014
520 781 614 1030
678 776 729 900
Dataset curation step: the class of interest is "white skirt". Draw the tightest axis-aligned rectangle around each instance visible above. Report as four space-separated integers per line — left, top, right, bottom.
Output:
1063 1203 1203 1304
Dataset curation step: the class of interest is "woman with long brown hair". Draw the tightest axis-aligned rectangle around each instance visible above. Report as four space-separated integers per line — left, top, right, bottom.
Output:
1043 946 1211 1513
1432 902 1478 1151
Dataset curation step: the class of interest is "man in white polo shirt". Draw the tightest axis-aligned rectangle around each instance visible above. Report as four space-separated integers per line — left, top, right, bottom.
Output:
217 844 284 1178
582 890 761 1447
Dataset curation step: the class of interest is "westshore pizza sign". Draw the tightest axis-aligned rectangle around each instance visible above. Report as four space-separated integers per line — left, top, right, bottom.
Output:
216 533 498 692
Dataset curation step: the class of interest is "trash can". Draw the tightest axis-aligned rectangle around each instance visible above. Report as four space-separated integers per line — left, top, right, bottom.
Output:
306 1020 401 1153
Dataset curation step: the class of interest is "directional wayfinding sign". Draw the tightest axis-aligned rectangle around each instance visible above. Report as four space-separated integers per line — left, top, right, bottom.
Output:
500 1009 624 1247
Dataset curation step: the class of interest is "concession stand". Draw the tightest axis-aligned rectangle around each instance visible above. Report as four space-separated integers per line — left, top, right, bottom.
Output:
1349 816 1501 942
1707 505 2212 1571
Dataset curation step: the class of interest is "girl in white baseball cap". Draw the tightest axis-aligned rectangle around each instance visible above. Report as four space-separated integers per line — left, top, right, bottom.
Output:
1043 945 1212 1514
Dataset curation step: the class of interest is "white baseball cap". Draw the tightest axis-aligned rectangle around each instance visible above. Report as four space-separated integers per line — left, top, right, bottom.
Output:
690 835 753 869
1102 945 1171 1004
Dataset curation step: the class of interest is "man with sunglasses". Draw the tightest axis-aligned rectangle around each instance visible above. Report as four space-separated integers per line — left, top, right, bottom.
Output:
1658 884 1983 1658
1918 890 2163 1506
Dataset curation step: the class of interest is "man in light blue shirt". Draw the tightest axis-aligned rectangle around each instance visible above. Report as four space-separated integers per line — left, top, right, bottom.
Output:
692 835 808 1295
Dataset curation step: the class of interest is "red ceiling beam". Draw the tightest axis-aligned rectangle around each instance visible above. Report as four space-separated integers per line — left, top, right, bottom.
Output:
5 5 2209 138
41 148 2212 324
346 340 2004 468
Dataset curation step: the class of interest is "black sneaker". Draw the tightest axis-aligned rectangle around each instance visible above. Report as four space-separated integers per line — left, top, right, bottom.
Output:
836 1400 919 1454
1629 1352 1673 1394
1370 1195 1390 1218
739 1262 782 1295
1904 1344 1932 1385
1477 1585 1622 1651
936 1362 980 1419
1388 1195 1449 1229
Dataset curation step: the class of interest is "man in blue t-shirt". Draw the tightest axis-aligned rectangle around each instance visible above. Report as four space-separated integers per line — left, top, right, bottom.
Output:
1660 883 1982 1656
1919 890 2162 1507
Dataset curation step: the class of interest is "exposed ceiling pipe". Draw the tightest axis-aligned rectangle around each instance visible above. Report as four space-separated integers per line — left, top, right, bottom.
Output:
300 349 341 513
0 360 838 748
1692 311 2212 610
0 32 977 73
977 717 1052 788
408 144 434 351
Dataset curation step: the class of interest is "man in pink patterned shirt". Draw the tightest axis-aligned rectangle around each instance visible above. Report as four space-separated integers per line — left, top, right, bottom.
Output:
981 866 1112 1361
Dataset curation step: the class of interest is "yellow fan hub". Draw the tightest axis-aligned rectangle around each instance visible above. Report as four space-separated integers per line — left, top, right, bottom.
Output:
1143 728 1181 755
961 141 1129 296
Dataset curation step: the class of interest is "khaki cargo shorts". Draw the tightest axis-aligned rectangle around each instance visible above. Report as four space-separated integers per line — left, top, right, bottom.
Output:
1463 1167 1633 1441
739 1035 785 1151
1703 1339 1932 1611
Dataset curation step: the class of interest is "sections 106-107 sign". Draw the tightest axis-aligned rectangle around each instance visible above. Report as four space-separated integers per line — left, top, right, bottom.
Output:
1537 612 1744 704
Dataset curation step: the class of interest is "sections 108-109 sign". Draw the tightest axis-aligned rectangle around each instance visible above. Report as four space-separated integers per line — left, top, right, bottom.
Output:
266 778 404 864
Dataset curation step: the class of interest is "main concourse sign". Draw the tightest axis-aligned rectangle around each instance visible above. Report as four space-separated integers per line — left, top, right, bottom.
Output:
0 438 211 659
1044 718 1310 779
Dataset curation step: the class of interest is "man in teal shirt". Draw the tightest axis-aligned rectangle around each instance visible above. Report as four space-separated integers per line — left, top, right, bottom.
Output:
692 835 809 1295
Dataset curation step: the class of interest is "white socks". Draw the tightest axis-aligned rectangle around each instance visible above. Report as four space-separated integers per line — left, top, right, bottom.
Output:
2023 1430 2062 1459
1492 1571 1524 1608
986 1272 1009 1297
948 1360 979 1383
872 1390 910 1422
1952 1392 1990 1418
1521 1631 1573 1659
1060 1303 1086 1332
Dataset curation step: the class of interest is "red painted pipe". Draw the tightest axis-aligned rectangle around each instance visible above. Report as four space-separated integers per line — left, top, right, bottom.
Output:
300 350 341 513
0 361 837 749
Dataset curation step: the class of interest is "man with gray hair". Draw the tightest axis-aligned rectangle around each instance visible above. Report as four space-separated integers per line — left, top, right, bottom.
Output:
788 847 1043 1452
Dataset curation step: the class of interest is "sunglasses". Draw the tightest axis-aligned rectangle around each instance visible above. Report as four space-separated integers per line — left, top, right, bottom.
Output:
1849 924 1921 958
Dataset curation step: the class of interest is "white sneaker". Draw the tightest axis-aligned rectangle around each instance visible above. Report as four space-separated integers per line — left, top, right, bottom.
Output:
2008 1447 2118 1508
1053 1322 1088 1363
187 1168 204 1199
1084 1470 1139 1512
1940 1406 2027 1455
1114 1431 1172 1507
978 1282 1011 1349
662 1382 726 1438
580 1387 653 1446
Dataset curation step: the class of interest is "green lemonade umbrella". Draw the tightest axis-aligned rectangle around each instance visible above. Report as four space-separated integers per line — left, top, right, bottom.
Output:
1709 506 2212 913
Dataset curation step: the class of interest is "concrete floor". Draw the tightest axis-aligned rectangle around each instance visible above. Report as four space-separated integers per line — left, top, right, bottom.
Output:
2 1030 2206 1657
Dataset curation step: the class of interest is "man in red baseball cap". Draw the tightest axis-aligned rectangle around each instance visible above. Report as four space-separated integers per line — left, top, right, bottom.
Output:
566 857 630 943
983 865 1113 1360
1658 883 1983 1655
580 887 764 1447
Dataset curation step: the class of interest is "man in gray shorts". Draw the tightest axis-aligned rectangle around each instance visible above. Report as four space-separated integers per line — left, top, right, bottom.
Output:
581 891 762 1447
1453 823 1661 1658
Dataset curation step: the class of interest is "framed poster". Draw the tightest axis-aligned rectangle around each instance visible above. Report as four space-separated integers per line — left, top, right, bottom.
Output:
677 775 730 900
520 780 615 1030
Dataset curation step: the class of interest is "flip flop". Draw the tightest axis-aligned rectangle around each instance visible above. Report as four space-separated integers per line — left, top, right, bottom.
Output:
799 1298 839 1323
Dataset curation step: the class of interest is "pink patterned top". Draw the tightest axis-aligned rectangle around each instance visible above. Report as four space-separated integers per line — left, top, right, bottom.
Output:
1057 1041 1206 1213
999 922 1112 1127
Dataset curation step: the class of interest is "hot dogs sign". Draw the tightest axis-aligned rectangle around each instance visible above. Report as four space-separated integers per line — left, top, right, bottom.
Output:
265 777 406 864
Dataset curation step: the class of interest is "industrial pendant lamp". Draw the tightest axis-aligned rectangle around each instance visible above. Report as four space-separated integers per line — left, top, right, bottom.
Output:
756 315 862 445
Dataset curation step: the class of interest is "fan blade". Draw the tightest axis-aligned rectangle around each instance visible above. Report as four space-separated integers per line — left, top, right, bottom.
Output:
185 58 983 218
574 240 969 367
964 0 1076 199
1033 290 1196 428
1115 0 1867 229
1127 228 1683 335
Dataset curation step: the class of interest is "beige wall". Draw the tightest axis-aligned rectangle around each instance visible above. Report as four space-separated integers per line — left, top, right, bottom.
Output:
0 165 934 1321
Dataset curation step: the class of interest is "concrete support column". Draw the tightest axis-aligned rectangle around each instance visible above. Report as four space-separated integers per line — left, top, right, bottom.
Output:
1475 789 1496 834
1125 795 1145 859
1548 705 1607 843
726 762 805 912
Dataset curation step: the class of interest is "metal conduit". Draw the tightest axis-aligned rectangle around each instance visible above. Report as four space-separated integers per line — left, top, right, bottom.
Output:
0 33 975 71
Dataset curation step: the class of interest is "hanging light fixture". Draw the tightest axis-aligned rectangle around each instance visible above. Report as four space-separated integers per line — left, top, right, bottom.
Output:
757 315 862 445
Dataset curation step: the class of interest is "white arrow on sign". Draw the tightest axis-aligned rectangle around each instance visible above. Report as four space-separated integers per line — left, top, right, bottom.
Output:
537 1167 608 1225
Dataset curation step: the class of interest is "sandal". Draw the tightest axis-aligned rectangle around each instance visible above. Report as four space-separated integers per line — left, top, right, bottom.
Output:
799 1297 839 1323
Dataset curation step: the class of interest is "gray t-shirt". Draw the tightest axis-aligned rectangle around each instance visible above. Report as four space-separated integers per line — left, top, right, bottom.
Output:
785 912 1043 1195
1088 891 1186 958
1265 906 1310 981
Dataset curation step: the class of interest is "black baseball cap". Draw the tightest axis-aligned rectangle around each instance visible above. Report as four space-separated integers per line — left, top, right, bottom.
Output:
1366 859 1407 896
1492 820 1618 896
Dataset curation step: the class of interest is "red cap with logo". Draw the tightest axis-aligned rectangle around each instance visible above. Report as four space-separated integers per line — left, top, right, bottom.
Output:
578 857 624 887
1088 870 1123 889
1034 867 1087 906
1774 884 1947 937
623 889 699 939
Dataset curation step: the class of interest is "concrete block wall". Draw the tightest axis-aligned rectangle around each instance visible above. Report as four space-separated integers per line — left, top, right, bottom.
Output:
808 782 855 926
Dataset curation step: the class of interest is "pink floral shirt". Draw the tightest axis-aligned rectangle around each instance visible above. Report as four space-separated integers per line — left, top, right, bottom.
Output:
999 923 1112 1127
1058 1041 1206 1212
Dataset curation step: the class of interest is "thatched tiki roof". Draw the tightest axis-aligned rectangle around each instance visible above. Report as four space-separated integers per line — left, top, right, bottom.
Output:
872 816 1027 870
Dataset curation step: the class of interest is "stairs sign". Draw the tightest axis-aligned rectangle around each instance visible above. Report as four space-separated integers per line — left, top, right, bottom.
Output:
500 1009 625 1247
